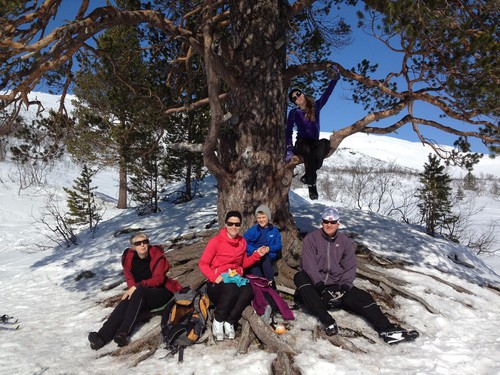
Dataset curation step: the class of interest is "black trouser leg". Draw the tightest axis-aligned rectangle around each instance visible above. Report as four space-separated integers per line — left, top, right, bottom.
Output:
294 139 329 185
340 286 391 333
98 286 172 341
293 271 336 327
207 282 254 326
226 283 254 326
98 299 128 342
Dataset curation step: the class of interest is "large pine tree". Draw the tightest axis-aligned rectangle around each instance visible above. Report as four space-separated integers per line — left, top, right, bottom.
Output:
417 154 457 238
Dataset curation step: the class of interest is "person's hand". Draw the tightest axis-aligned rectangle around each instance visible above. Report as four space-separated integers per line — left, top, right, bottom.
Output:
285 148 294 163
257 246 270 256
215 275 223 284
121 285 137 300
320 284 345 308
328 64 341 81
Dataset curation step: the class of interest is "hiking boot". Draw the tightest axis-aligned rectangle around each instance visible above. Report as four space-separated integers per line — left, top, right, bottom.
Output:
88 331 105 350
308 185 318 200
212 319 224 341
113 331 129 347
223 321 236 340
325 322 339 336
380 325 419 345
300 175 307 184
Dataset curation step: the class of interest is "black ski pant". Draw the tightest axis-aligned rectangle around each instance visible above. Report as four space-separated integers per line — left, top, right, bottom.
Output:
294 138 330 185
98 286 173 342
207 282 254 326
294 271 391 333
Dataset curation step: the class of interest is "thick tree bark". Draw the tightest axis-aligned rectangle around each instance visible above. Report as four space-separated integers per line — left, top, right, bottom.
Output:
201 0 303 267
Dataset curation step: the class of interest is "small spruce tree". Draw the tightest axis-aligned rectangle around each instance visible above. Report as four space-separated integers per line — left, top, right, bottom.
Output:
128 148 164 214
463 171 478 191
64 165 102 231
417 154 458 238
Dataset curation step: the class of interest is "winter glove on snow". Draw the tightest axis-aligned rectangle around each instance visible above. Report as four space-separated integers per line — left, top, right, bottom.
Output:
321 284 345 309
328 65 341 81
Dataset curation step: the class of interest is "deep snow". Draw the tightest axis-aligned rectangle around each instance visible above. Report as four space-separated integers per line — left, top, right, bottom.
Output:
1 112 499 374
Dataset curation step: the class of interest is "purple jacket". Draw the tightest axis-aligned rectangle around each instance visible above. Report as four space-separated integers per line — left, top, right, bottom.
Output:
247 274 294 321
285 79 338 148
300 229 357 288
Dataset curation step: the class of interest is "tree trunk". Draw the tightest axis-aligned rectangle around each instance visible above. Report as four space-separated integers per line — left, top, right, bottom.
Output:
117 153 128 209
203 0 303 266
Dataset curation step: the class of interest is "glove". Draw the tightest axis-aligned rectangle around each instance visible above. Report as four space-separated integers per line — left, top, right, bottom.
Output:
321 284 345 309
285 147 294 163
339 284 350 293
328 64 340 81
315 281 326 293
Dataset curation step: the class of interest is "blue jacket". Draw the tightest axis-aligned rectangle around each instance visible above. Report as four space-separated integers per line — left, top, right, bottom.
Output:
244 224 282 261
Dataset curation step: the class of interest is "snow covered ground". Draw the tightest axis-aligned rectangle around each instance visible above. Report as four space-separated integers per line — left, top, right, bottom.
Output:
1 130 499 374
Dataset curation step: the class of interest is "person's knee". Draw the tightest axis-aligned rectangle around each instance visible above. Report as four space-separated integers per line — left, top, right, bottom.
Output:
293 270 311 287
130 286 145 300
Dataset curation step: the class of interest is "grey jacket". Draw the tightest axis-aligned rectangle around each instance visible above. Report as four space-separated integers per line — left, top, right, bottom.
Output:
300 228 357 288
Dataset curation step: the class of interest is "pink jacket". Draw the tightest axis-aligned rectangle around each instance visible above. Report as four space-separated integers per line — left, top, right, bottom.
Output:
199 228 261 283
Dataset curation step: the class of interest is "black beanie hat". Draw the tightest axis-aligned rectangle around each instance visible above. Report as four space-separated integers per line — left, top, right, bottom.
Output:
225 210 242 223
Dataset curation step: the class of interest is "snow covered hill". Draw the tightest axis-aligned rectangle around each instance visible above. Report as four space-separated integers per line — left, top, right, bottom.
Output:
1 93 499 374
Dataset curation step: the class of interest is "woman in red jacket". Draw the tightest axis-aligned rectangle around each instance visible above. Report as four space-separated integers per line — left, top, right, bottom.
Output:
199 211 267 341
88 232 182 350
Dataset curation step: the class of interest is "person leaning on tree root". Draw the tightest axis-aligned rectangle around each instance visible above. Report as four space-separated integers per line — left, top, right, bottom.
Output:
293 206 419 345
285 64 340 200
88 232 182 350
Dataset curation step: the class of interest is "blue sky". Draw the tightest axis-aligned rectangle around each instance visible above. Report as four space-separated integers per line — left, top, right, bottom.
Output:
316 4 491 154
48 1 490 154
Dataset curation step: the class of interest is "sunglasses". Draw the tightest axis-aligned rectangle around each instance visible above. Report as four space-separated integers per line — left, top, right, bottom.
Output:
322 219 338 225
226 221 242 227
291 91 302 103
133 239 150 246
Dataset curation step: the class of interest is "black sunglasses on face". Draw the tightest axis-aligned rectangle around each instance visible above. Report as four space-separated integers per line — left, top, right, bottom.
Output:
226 221 241 227
291 91 302 103
322 219 338 225
133 239 150 246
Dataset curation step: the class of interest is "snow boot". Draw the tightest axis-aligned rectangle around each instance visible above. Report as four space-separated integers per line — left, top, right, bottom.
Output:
88 331 105 350
308 185 318 200
380 325 419 345
325 322 339 336
223 322 236 340
212 319 224 341
113 331 129 347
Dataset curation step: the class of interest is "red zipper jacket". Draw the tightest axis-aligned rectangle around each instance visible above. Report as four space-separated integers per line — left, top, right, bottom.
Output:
199 228 261 283
121 245 182 293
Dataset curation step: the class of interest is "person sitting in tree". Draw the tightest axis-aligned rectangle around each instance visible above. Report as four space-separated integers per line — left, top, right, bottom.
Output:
285 64 341 200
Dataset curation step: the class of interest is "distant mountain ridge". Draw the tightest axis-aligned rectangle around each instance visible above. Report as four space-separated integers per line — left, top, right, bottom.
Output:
22 91 500 178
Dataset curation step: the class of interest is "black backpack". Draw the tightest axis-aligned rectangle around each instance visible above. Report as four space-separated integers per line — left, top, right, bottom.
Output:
161 287 210 362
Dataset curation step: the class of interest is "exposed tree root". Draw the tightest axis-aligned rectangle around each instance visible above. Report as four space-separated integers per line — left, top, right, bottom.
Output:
94 227 450 367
